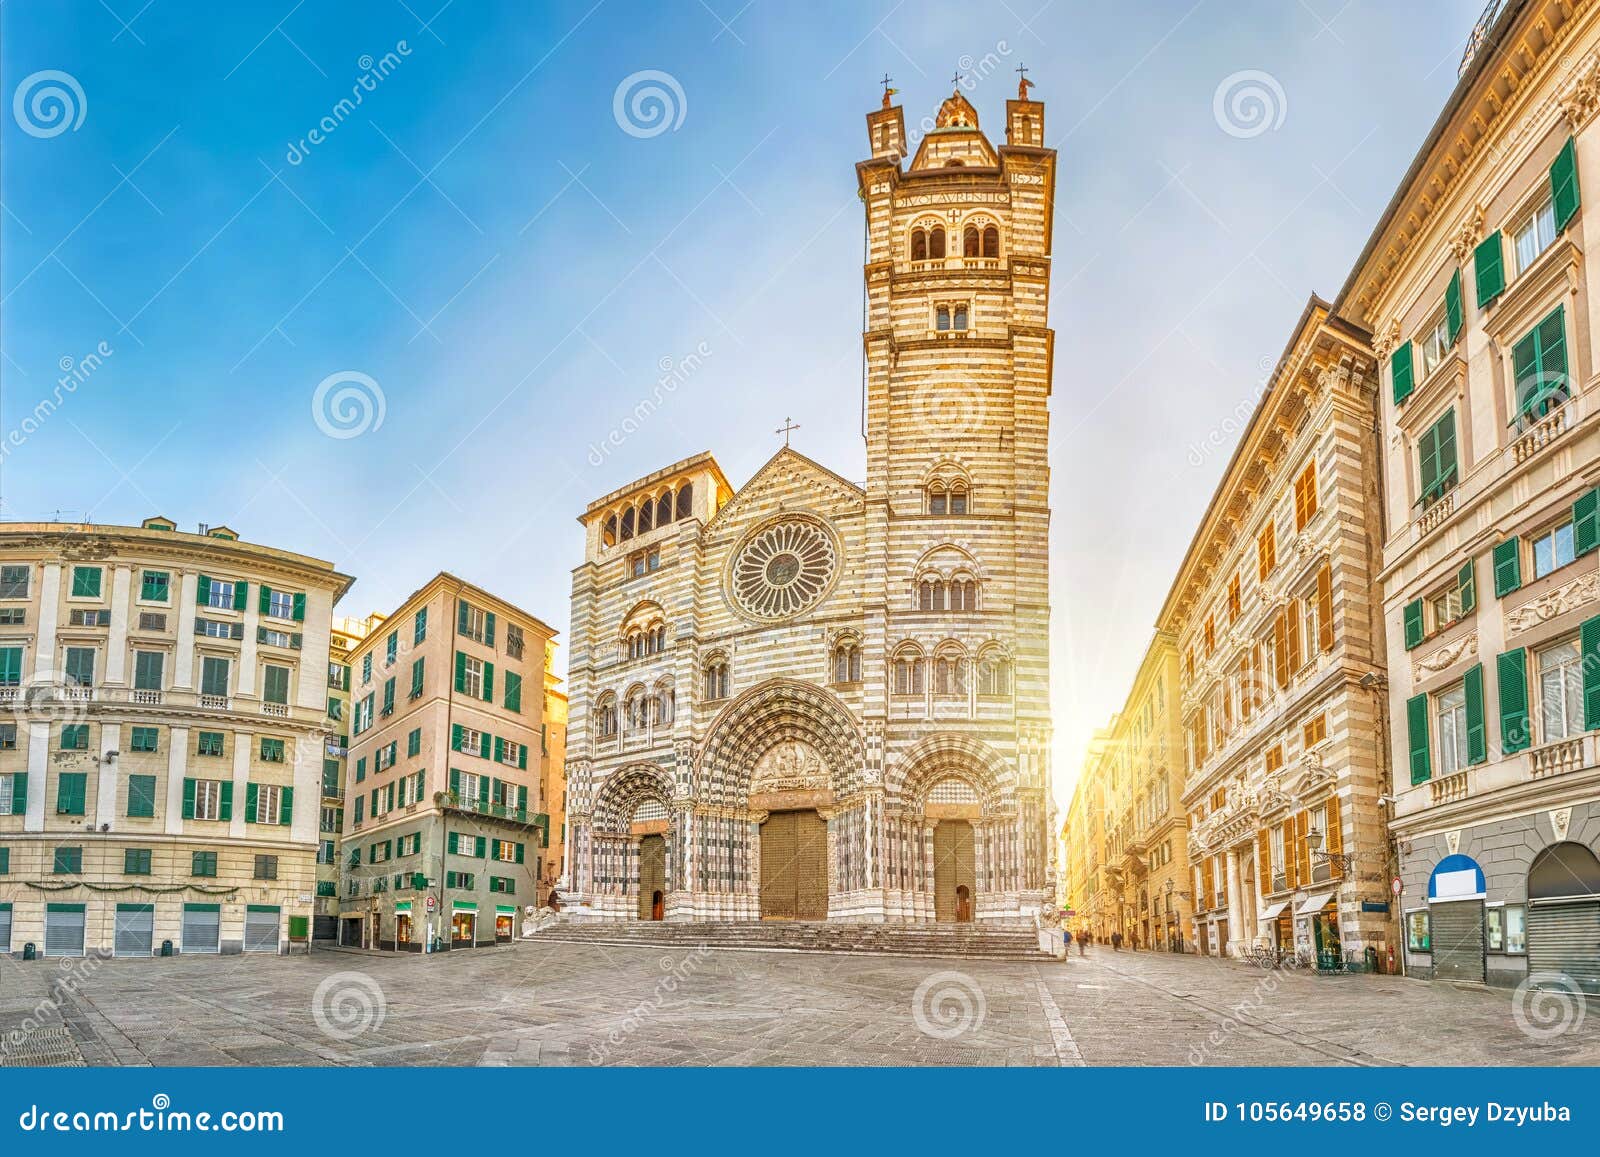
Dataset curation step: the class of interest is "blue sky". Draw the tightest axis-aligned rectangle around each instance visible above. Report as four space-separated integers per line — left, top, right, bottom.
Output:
1 0 1487 806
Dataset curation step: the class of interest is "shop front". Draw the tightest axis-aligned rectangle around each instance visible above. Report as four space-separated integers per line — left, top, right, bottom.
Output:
1426 854 1486 984
1297 891 1339 969
450 902 477 948
496 905 517 943
395 901 415 951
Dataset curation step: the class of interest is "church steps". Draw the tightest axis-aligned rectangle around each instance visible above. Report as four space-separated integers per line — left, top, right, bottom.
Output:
521 921 1054 961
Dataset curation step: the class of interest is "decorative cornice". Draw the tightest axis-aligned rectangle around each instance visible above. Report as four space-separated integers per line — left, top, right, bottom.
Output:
1506 569 1600 636
1559 51 1600 131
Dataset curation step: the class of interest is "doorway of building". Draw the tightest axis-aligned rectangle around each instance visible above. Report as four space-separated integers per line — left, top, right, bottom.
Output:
759 810 827 919
1528 841 1600 996
451 909 475 948
396 913 413 947
638 834 666 920
934 820 977 923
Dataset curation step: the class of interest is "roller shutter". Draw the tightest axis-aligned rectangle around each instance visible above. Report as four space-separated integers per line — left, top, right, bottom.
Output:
1528 899 1600 996
181 904 221 954
243 906 280 953
0 904 11 953
44 905 86 957
1429 899 1485 983
114 905 154 957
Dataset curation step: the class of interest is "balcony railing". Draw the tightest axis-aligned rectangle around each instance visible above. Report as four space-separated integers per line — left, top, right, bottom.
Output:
199 694 229 710
130 689 163 705
1529 734 1588 780
1511 401 1571 465
261 702 289 718
1416 490 1455 538
1430 770 1470 806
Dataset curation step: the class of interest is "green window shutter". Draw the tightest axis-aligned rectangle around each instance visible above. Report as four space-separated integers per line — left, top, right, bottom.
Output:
1474 231 1504 307
448 832 459 854
258 585 271 614
491 839 502 861
452 724 464 751
292 593 306 622
458 599 472 633
1498 648 1531 754
482 733 494 763
233 581 248 611
1403 599 1424 650
196 575 211 606
1583 615 1600 730
1493 538 1521 596
219 781 234 821
128 774 156 818
1463 664 1487 765
505 671 522 713
1552 135 1581 231
483 662 494 702
484 612 496 647
476 835 487 857
411 658 424 697
518 743 527 771
1576 489 1600 556
245 783 259 824
1458 559 1476 615
514 841 524 864
517 784 528 815
494 736 505 762
1445 267 1464 345
1406 693 1431 785
370 788 378 812
1515 306 1569 418
1390 342 1414 405
454 651 467 693
182 778 196 819
450 768 461 797
414 608 428 644
10 773 26 814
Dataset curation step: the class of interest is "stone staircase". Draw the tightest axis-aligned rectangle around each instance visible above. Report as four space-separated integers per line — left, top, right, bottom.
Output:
522 919 1055 961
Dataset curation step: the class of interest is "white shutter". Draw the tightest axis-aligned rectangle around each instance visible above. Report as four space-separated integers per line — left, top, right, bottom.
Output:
0 906 11 953
114 907 154 957
1529 900 1600 996
181 906 220 953
44 908 86 957
243 908 280 953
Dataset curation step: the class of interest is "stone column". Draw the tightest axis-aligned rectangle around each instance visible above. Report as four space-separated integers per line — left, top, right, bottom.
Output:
1224 847 1243 956
1251 842 1267 945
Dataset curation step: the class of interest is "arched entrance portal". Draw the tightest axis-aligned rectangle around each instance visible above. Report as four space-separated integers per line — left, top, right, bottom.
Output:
638 834 666 921
759 810 828 920
934 820 976 922
1528 841 1600 995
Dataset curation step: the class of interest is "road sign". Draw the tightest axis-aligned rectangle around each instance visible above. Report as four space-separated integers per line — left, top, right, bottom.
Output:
425 895 437 913
1391 876 1402 896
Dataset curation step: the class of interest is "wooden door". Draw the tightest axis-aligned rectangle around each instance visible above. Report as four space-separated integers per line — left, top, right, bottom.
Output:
761 811 828 919
934 820 976 922
637 834 666 920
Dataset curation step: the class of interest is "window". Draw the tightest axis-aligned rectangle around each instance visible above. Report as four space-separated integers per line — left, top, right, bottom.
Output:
133 650 164 691
321 806 340 833
446 871 476 890
130 726 159 753
70 566 102 598
1532 519 1576 580
413 607 428 645
490 876 516 894
327 697 343 721
1512 306 1569 420
1227 574 1241 622
597 693 619 737
68 608 110 627
408 657 424 699
0 724 15 750
192 851 218 878
124 848 152 875
0 647 20 688
1406 909 1431 952
1416 313 1451 379
206 579 235 609
198 618 234 639
1302 714 1327 747
1416 409 1458 508
362 654 372 684
506 623 525 660
60 725 88 752
1511 191 1556 276
64 646 95 688
197 731 225 757
977 652 1011 696
703 660 729 702
1435 684 1469 777
54 846 83 874
893 653 926 696
254 783 286 824
260 737 286 763
254 854 278 880
200 656 230 698
459 601 488 644
137 612 165 631
494 839 521 863
381 677 395 716
140 570 169 602
0 564 29 599
1293 460 1317 531
192 779 224 821
1537 638 1584 741
260 628 293 649
460 655 484 699
832 641 862 684
1257 525 1275 580
1269 826 1286 890
1430 585 1466 632
1485 904 1526 954
1264 744 1283 774
0 608 24 625
262 664 291 705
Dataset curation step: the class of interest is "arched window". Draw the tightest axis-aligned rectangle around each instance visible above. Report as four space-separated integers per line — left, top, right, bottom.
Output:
977 652 1011 697
963 225 980 257
911 228 927 261
928 483 948 515
703 658 729 702
982 225 999 257
625 687 649 733
620 507 635 541
935 653 966 696
602 515 618 548
675 483 693 520
596 693 619 739
929 226 946 259
953 304 968 330
893 650 926 696
638 501 654 534
936 306 951 332
949 484 969 515
832 640 862 684
656 492 672 526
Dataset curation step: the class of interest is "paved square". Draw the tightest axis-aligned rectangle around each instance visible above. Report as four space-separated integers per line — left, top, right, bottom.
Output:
2 942 1596 1066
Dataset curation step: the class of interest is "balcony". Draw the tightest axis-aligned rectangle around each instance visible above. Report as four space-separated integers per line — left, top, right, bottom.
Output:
1529 734 1588 780
130 689 163 706
199 694 229 710
261 702 289 718
1511 401 1571 465
1415 490 1455 539
1430 770 1470 806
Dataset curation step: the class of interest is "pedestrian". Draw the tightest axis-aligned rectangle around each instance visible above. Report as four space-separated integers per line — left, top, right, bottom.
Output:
1111 931 1122 951
1062 927 1073 958
1077 929 1087 956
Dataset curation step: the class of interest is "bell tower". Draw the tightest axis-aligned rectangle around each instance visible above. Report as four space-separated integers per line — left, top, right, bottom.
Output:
855 79 1057 902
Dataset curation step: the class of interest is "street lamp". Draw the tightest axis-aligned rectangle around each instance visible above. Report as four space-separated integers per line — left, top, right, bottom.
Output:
1305 827 1356 874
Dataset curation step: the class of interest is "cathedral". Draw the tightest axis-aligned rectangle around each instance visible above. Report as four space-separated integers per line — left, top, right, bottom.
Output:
561 83 1055 924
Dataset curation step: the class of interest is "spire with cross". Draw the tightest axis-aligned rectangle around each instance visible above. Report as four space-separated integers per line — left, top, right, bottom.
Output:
775 417 801 447
880 72 897 109
1016 63 1036 100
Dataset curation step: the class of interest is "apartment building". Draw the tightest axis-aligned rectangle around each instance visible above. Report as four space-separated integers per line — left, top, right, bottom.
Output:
336 573 555 951
1156 301 1395 964
540 644 568 902
1335 0 1600 991
0 517 351 957
1063 731 1112 940
312 616 372 939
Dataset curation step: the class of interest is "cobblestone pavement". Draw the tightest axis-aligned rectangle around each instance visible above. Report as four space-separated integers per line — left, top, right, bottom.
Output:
1 941 1596 1067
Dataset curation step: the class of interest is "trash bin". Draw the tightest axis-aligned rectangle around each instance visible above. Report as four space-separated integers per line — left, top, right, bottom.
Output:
22 942 36 961
160 939 173 957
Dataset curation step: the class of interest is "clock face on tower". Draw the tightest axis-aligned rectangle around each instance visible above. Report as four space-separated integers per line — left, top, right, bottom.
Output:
728 516 839 622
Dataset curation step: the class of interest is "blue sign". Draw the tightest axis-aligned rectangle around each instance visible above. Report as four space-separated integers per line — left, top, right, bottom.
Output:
1428 853 1486 902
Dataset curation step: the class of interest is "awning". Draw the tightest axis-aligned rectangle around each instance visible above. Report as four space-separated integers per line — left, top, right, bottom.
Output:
452 901 477 911
1259 899 1290 922
1296 890 1336 917
495 905 516 915
394 901 412 913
